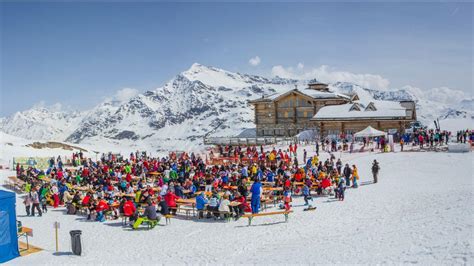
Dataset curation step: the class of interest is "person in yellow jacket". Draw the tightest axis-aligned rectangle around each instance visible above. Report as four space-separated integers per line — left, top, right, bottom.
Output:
269 152 275 162
251 164 257 177
318 171 326 180
311 155 319 167
352 165 359 188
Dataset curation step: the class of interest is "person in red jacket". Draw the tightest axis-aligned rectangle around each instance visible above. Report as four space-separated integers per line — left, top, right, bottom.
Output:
294 170 303 182
232 192 250 219
123 198 137 221
82 193 91 207
321 176 332 195
96 198 109 212
164 190 180 215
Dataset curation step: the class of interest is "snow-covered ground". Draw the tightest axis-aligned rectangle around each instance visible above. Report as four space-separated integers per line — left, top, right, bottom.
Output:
2 147 473 265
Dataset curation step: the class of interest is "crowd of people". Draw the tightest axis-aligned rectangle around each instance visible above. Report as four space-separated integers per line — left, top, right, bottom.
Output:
16 144 366 228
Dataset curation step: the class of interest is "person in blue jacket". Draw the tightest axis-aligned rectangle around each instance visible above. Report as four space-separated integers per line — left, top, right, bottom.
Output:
241 166 248 178
250 178 263 214
195 192 208 219
266 171 274 182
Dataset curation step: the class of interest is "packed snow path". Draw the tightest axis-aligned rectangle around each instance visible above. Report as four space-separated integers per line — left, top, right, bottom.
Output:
2 151 473 264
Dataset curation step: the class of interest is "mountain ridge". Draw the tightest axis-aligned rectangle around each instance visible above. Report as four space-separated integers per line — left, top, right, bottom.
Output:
1 63 472 151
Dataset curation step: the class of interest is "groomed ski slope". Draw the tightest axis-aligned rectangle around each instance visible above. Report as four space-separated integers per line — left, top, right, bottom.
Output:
2 150 473 265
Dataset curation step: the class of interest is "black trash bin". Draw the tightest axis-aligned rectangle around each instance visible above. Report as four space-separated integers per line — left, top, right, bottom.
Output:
70 230 82 256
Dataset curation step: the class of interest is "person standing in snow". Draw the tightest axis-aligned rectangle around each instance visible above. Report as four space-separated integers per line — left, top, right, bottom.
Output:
303 149 307 165
51 183 59 208
302 183 312 206
336 179 346 201
30 187 42 216
351 165 359 188
343 163 352 187
283 187 292 211
250 178 262 214
372 160 380 184
23 192 32 216
336 158 342 174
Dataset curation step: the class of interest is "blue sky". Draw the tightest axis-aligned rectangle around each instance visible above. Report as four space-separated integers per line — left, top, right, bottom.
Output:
1 2 472 116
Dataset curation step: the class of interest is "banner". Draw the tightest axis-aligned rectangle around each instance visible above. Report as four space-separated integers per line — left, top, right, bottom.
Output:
13 157 51 170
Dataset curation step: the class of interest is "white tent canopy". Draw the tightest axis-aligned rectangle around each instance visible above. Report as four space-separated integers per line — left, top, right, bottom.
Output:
354 126 387 138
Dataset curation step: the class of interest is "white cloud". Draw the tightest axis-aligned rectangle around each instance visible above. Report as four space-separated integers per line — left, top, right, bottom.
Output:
249 56 261 66
114 88 139 102
271 64 390 90
403 85 467 105
297 62 304 69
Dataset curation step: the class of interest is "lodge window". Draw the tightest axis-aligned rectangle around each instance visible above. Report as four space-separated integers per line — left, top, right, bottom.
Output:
263 129 274 136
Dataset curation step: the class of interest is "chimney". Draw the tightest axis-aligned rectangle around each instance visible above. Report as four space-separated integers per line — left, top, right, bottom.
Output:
308 82 329 92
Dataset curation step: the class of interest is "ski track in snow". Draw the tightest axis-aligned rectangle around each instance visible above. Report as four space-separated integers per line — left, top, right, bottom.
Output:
1 149 473 265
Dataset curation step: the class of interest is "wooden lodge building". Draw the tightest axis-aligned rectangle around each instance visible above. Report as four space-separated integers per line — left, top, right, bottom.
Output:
248 82 416 138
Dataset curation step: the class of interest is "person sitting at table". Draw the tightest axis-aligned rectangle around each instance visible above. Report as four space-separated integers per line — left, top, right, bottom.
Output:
63 189 74 205
218 194 231 219
174 183 184 198
72 191 82 207
206 192 219 219
87 198 98 220
237 177 248 198
164 189 179 215
123 197 137 222
132 200 160 229
157 196 170 216
125 183 134 195
82 192 92 207
195 192 208 219
139 190 151 204
95 196 109 222
231 192 247 219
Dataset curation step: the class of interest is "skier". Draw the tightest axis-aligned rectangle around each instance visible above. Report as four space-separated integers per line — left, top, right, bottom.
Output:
302 183 313 206
372 160 380 183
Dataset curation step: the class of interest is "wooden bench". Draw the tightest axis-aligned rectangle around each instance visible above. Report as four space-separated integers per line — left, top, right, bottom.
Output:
164 214 173 225
8 176 24 192
18 226 33 250
242 210 293 226
120 214 130 225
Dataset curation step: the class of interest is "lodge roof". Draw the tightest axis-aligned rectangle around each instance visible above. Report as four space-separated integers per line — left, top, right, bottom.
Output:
248 87 351 104
311 100 408 120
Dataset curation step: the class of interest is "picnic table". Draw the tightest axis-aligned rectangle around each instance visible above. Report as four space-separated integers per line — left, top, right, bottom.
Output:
176 198 195 205
229 201 241 207
293 182 305 187
72 186 93 192
18 226 33 251
39 176 52 183
263 187 283 191
110 202 120 208
176 198 196 217
148 172 160 175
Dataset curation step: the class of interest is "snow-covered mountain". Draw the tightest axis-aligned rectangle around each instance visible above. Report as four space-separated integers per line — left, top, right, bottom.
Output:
1 63 472 152
0 107 84 141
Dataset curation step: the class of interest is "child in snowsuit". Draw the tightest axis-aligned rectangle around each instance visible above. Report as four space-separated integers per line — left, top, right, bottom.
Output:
336 179 346 201
283 188 292 211
302 184 313 206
